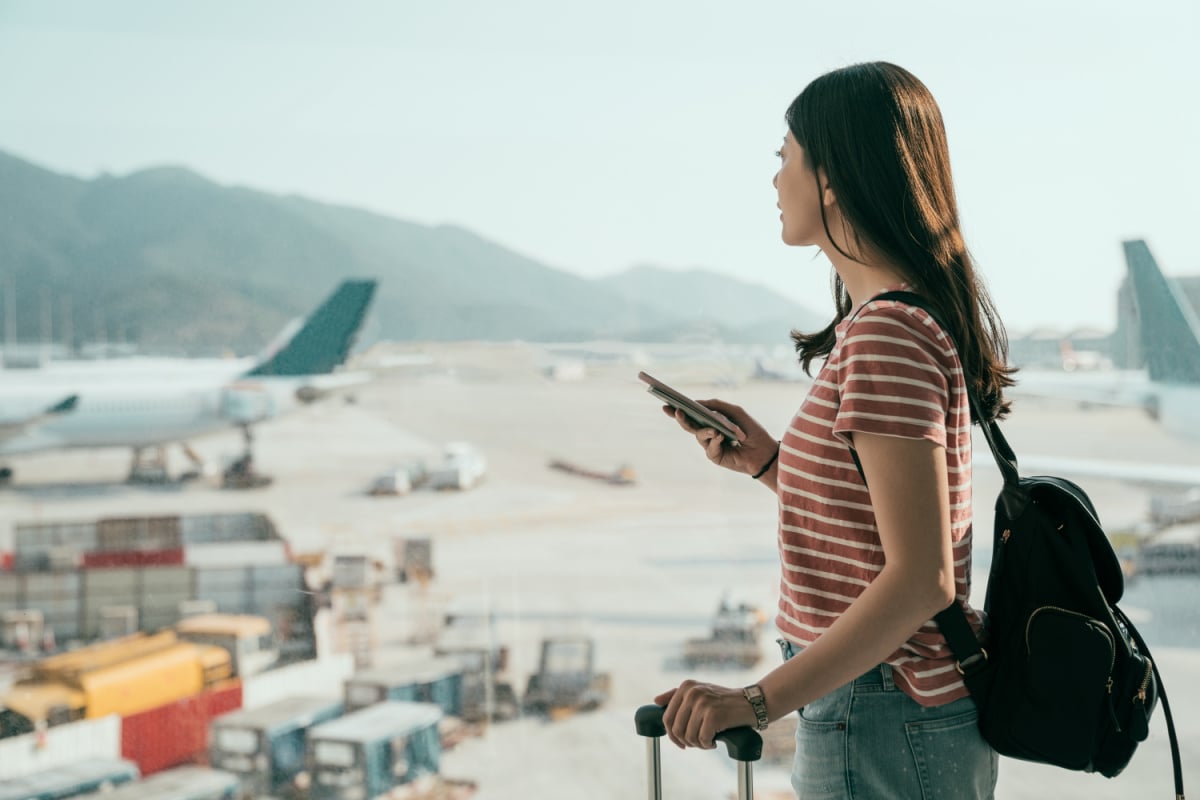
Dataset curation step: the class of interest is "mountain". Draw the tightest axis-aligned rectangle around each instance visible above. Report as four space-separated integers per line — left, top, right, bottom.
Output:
0 150 820 353
597 264 825 343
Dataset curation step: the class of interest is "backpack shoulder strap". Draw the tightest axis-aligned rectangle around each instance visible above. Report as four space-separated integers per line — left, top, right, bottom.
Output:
846 290 989 678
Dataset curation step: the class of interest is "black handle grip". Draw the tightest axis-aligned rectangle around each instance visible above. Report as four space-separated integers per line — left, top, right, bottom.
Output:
634 704 763 762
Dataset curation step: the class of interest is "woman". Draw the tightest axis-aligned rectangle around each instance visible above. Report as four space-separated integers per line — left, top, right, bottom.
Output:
654 62 1013 799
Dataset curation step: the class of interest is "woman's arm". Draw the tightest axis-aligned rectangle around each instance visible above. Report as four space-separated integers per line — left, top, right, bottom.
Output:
658 430 955 748
757 430 956 716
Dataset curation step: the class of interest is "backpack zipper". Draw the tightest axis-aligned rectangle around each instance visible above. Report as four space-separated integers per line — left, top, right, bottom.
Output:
1025 606 1117 676
1135 657 1153 704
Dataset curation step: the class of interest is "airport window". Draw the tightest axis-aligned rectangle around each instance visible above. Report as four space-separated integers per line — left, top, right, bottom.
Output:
0 7 1195 800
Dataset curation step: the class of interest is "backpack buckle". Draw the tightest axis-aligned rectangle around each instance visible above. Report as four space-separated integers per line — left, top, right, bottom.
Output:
955 648 989 677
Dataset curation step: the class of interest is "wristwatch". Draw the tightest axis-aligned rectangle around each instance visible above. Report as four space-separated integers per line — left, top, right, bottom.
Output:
742 684 769 731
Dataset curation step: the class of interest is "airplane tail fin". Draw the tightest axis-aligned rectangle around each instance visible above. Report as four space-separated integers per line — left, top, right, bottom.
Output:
243 280 378 377
1124 239 1200 384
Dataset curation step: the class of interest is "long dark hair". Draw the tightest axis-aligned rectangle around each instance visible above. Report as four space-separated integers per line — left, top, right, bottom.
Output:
787 62 1014 421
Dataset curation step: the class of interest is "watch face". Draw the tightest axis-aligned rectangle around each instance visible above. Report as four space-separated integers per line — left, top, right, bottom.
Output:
743 685 769 730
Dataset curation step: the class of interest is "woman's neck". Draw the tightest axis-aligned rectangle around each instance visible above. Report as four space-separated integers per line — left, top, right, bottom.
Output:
828 253 910 309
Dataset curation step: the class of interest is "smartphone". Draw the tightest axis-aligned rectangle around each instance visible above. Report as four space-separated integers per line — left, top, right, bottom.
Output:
637 371 741 444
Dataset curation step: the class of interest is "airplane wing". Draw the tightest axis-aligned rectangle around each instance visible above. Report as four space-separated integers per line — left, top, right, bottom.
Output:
292 371 374 404
1014 455 1200 490
1010 369 1156 411
0 394 78 442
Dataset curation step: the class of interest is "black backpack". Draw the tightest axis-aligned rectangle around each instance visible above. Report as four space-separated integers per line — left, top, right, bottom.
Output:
849 291 1184 796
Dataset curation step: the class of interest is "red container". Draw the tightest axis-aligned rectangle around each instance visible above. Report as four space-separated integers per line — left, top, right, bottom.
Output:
121 679 243 775
0 552 12 571
82 548 185 568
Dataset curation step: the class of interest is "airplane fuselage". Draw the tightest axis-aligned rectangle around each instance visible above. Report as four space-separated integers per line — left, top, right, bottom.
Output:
0 379 300 455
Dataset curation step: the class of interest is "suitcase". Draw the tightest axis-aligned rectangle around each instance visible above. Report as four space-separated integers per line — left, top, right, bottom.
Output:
634 703 763 799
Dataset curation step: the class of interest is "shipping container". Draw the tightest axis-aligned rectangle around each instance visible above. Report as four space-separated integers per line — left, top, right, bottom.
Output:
184 541 289 569
74 765 241 800
175 614 277 678
0 715 122 781
82 549 185 569
14 521 98 570
180 512 279 545
307 701 442 800
121 680 243 776
82 569 140 639
82 643 212 718
141 568 193 632
0 758 139 800
239 655 355 711
210 694 342 797
96 516 182 553
343 656 465 717
34 631 179 683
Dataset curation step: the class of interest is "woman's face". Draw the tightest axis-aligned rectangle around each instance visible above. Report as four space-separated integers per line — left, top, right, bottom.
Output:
773 131 829 247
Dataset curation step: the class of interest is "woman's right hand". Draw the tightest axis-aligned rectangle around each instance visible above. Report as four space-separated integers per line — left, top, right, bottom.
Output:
662 398 777 477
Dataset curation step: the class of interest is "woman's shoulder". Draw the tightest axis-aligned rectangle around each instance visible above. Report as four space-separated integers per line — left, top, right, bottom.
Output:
848 298 954 359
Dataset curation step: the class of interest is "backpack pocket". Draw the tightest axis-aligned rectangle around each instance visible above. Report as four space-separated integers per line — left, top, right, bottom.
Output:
1093 650 1157 777
1018 606 1115 768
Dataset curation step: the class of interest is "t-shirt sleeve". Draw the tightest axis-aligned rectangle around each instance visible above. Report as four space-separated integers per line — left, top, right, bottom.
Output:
832 304 951 448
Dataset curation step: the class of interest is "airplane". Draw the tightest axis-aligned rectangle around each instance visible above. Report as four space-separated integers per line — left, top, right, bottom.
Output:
0 280 377 486
1010 239 1200 515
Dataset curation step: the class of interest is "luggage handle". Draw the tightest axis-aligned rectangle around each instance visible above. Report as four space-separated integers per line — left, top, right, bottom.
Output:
635 704 762 800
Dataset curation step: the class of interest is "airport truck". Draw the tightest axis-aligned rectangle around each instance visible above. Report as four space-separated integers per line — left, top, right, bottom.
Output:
175 613 279 678
74 765 242 800
0 758 140 800
343 656 465 718
0 639 233 736
425 443 487 491
210 695 344 799
522 636 610 717
435 615 519 722
307 701 464 800
681 600 765 668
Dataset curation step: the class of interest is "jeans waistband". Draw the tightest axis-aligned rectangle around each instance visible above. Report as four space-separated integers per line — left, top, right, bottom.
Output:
777 638 898 692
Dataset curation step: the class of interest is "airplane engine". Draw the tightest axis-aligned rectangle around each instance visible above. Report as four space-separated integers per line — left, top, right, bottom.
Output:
221 384 275 423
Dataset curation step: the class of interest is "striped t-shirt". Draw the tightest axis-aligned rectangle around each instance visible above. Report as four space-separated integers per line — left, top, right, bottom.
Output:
774 295 983 706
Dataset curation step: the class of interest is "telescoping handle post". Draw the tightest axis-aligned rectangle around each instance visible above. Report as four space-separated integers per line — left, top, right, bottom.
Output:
634 704 763 800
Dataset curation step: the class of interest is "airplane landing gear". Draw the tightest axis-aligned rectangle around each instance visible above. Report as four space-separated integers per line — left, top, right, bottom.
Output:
128 447 171 484
222 424 273 489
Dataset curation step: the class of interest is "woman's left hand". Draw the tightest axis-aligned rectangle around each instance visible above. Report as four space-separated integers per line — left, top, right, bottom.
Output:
653 680 758 750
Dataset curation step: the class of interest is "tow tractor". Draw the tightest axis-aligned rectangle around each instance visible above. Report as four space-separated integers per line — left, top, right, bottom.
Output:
522 636 610 718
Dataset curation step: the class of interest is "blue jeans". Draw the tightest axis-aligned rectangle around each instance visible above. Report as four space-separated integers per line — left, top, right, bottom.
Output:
779 639 998 799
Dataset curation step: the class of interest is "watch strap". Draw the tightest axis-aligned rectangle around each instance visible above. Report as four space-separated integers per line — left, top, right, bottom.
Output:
742 684 769 731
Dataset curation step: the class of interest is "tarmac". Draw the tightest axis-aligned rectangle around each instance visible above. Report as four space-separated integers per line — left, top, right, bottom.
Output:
0 341 1196 799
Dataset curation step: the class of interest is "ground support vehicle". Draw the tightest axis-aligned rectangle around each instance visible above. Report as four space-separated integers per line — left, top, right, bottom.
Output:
392 537 434 584
0 758 139 800
175 613 279 678
681 600 765 669
307 701 461 800
0 639 233 736
343 656 465 718
425 443 486 491
434 618 519 723
210 695 343 798
522 636 610 717
74 765 241 799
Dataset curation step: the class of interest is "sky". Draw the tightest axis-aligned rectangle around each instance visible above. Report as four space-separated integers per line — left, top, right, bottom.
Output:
0 0 1196 333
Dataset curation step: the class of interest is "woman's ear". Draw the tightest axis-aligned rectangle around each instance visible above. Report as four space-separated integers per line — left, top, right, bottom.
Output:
817 169 837 207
